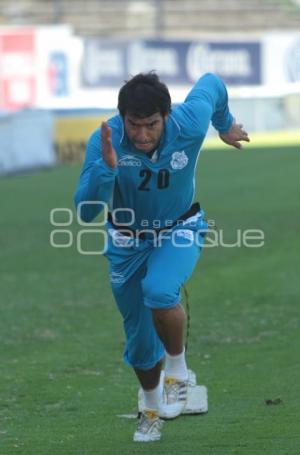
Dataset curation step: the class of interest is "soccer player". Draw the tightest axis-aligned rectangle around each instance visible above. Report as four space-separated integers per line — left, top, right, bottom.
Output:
74 72 249 442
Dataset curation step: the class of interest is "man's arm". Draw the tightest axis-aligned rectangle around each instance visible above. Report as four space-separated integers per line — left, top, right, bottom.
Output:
177 73 249 148
74 122 118 222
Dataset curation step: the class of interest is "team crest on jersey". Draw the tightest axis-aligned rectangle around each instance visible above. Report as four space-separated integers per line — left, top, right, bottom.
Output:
118 154 141 167
170 151 188 170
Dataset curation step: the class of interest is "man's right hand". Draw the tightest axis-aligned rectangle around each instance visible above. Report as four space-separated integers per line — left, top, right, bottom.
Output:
101 121 118 169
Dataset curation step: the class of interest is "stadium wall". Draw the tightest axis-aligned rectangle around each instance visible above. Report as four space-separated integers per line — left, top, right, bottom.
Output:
54 110 114 164
1 27 300 172
0 109 55 175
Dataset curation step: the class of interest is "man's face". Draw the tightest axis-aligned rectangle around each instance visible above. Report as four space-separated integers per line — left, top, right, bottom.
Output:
124 112 167 153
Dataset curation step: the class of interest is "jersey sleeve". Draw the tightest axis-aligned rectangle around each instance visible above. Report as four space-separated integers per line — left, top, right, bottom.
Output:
74 128 118 222
176 72 234 137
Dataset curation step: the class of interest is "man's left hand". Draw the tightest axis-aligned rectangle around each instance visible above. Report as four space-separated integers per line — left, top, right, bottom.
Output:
219 121 250 149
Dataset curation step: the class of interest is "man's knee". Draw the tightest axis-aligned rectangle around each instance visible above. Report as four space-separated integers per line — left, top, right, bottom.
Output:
142 277 179 309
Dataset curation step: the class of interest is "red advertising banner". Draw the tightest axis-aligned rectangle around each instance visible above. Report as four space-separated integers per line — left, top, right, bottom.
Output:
0 28 36 110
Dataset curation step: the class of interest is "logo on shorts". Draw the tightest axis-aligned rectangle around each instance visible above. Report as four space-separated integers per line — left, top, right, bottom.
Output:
174 229 194 242
118 155 142 167
170 151 188 170
109 271 125 284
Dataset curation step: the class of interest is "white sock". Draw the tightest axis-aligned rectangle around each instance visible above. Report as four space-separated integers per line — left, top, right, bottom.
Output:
164 349 188 381
143 382 163 411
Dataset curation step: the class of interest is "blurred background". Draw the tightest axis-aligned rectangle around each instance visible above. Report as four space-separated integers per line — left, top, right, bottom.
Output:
1 0 300 172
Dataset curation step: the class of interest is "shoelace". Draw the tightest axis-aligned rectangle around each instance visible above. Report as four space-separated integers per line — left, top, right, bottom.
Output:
137 412 163 434
165 381 188 404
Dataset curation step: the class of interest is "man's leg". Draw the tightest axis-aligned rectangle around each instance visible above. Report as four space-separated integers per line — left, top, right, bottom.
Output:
134 360 163 413
152 304 186 355
134 360 162 390
142 231 201 374
111 268 165 441
141 228 204 417
152 304 188 381
134 302 187 390
111 268 165 375
110 265 165 401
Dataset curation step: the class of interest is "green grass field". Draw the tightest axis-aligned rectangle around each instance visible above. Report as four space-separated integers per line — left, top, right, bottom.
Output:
1 142 300 454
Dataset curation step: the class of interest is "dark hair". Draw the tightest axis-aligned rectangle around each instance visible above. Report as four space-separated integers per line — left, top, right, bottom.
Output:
118 72 171 118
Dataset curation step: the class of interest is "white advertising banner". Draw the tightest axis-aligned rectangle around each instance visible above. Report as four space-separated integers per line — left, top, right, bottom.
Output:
0 26 81 111
262 33 300 87
1 27 300 112
35 26 82 109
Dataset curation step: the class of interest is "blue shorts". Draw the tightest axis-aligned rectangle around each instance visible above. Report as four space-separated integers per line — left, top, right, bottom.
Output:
104 209 207 370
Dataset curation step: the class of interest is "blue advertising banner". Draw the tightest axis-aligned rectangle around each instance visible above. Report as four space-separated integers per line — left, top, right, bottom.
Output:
82 39 261 87
48 51 69 96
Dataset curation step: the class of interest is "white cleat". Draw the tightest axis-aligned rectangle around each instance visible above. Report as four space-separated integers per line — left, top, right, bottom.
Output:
138 369 208 420
133 410 164 442
158 376 188 419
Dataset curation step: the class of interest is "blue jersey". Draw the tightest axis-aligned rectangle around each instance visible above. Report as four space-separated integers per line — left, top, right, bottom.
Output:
74 73 233 229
